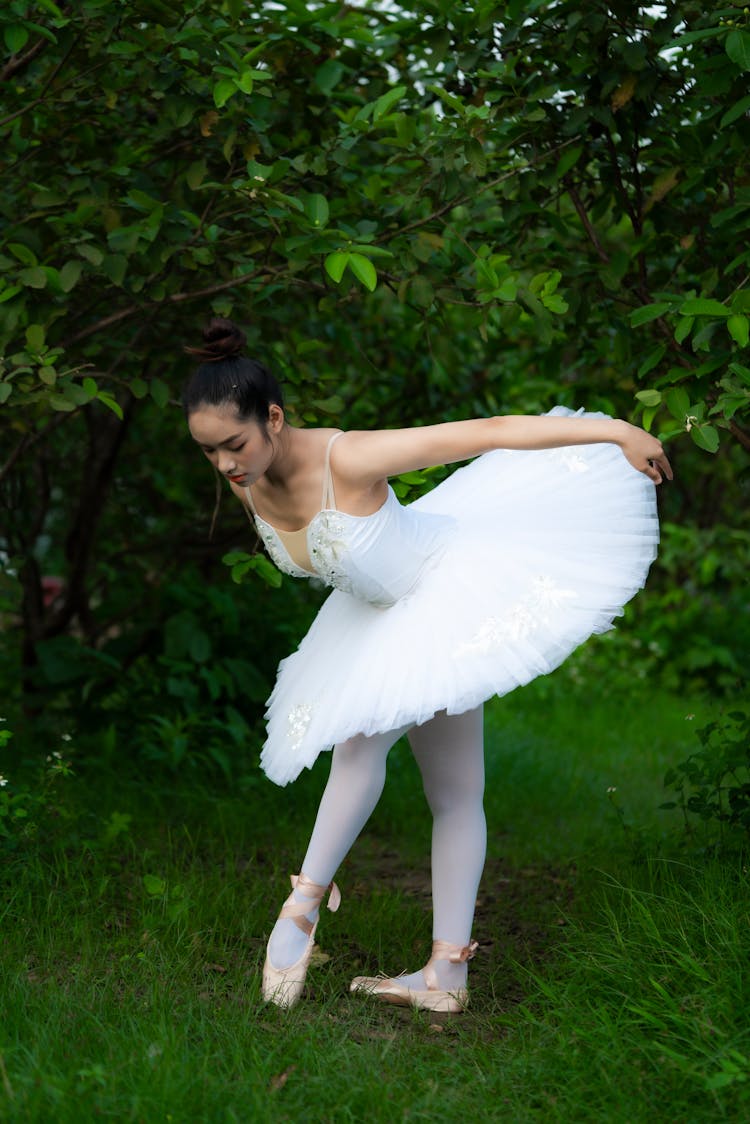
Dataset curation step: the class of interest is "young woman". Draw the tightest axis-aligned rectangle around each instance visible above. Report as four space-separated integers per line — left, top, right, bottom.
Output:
185 318 671 1012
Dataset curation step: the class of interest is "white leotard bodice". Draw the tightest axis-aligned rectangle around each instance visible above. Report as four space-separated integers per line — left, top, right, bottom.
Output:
245 433 451 608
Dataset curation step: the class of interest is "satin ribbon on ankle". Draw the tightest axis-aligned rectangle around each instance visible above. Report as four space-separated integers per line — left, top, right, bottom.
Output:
432 939 479 964
423 939 479 991
279 873 342 936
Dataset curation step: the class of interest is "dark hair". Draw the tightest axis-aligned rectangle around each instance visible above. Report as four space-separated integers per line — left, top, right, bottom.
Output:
182 318 283 422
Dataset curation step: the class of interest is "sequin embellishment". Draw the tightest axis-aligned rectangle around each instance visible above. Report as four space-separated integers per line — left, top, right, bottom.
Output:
458 576 578 655
553 449 591 474
287 703 314 749
308 513 355 594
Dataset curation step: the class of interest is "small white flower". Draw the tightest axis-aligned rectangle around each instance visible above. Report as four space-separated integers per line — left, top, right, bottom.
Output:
607 786 617 794
61 734 72 742
0 775 8 787
685 714 695 721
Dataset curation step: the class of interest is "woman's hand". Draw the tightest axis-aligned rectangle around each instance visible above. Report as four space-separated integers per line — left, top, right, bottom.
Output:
618 423 673 484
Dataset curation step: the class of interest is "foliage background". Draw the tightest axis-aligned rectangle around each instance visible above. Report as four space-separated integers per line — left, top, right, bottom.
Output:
1 0 749 769
2 4 750 1120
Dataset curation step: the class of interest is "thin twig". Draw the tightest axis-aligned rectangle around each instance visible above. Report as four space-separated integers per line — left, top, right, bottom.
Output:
565 179 610 263
376 137 582 243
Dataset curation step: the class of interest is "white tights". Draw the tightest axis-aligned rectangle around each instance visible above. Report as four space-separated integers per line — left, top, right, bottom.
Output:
267 707 486 990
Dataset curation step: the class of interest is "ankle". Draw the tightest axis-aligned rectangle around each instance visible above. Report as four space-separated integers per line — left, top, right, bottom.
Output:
424 939 478 991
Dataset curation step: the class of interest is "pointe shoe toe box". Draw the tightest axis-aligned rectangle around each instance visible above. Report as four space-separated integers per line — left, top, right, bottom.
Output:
349 974 468 1013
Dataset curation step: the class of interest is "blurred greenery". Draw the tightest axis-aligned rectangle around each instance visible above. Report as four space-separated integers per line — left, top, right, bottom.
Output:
1 0 748 780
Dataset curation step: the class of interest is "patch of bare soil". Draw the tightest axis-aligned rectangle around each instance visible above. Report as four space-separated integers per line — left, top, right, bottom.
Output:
340 839 577 1011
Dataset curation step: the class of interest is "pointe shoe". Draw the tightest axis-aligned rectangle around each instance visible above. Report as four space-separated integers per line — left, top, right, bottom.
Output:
262 873 341 1008
350 939 478 1013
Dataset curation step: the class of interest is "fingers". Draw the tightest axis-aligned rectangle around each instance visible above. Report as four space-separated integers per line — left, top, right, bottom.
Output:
645 452 673 485
658 451 674 481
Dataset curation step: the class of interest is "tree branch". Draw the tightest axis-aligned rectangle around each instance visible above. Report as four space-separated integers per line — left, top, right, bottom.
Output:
377 137 582 243
0 36 48 82
564 179 610 263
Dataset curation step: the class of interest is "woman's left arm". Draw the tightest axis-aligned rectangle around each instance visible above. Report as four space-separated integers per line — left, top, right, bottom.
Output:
335 415 673 486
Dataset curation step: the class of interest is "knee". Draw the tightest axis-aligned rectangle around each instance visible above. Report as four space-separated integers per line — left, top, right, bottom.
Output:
422 771 485 818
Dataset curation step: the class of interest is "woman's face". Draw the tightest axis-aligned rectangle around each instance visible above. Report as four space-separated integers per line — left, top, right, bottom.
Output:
188 403 280 487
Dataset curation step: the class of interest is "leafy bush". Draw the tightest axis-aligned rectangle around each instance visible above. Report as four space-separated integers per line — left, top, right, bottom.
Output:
661 703 750 849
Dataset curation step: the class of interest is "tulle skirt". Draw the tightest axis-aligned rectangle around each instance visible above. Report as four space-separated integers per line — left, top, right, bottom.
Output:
260 411 659 784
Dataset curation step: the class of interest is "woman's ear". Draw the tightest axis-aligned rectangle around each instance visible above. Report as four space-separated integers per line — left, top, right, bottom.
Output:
268 403 285 433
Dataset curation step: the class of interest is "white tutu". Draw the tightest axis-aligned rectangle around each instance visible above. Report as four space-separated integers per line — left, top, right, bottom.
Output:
257 409 659 784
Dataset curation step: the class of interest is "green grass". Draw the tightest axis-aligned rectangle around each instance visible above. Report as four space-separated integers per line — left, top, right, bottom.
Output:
1 682 748 1122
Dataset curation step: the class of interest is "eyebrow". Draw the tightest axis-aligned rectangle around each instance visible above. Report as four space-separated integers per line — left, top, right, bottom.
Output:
197 432 244 449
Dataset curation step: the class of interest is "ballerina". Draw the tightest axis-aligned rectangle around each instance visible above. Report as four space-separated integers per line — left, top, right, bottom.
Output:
185 317 671 1011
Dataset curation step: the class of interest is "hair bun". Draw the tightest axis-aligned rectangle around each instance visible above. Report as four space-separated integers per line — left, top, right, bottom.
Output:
186 318 246 362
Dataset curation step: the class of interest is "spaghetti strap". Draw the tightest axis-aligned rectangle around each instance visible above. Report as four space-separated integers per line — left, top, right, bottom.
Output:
243 484 257 516
321 431 344 511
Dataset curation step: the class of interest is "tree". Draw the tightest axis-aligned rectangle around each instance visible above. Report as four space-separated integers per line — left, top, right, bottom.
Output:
1 1 748 748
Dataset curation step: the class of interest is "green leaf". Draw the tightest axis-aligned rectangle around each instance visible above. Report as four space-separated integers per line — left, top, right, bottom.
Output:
314 59 344 95
674 316 694 344
464 138 487 176
680 298 730 317
726 29 750 72
0 384 12 404
249 555 283 588
555 145 583 178
213 78 237 108
8 243 37 266
26 324 46 352
408 276 434 308
348 253 377 292
102 255 127 286
96 392 124 420
186 161 207 190
48 394 77 412
720 93 750 129
641 404 659 432
729 362 750 386
4 25 30 53
324 251 349 283
630 302 671 326
371 85 404 122
143 874 166 897
637 345 666 378
149 379 170 408
77 244 104 267
304 193 329 228
0 284 22 304
82 377 98 397
727 315 749 348
541 292 567 314
635 389 662 407
665 387 690 421
129 378 149 399
662 26 725 51
690 424 720 453
39 367 56 386
59 261 82 292
373 85 406 120
19 267 47 290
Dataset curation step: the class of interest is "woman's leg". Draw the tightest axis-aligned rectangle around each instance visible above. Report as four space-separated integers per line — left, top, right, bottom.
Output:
398 705 487 991
267 725 409 970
